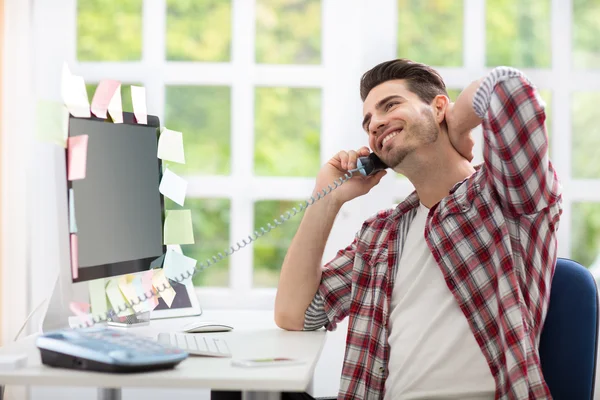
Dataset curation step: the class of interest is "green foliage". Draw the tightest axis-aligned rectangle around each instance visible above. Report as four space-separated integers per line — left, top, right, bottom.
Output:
573 0 600 69
85 83 135 113
254 87 321 177
253 200 303 287
256 0 321 64
77 0 142 61
166 0 232 62
486 0 551 67
164 86 231 176
397 0 463 66
572 203 600 267
165 198 231 287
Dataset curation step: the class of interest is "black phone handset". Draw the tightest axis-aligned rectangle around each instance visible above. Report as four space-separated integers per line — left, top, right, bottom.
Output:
76 151 390 328
355 153 389 176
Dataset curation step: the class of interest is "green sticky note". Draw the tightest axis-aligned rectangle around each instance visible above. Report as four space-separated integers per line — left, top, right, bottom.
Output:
164 209 195 245
88 278 108 316
35 100 69 148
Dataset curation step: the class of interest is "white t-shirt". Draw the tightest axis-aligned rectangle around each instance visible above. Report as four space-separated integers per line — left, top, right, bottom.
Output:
384 203 496 400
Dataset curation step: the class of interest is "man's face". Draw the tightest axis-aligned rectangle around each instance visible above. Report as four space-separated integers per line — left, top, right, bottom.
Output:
362 80 439 169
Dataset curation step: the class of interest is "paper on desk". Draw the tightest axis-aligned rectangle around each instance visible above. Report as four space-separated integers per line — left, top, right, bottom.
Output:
106 278 134 317
140 270 159 311
159 168 187 206
70 234 79 280
69 188 77 233
88 278 108 316
163 249 197 281
35 100 69 148
157 128 185 164
164 209 194 245
108 83 123 123
91 79 120 119
69 302 92 326
152 268 175 307
67 135 88 181
61 63 91 118
131 85 147 124
118 275 145 313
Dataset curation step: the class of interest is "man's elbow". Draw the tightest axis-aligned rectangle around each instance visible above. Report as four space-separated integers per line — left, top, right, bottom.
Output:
274 310 305 331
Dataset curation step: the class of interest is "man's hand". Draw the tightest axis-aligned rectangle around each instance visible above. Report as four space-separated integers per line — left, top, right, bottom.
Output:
445 102 475 162
314 147 387 206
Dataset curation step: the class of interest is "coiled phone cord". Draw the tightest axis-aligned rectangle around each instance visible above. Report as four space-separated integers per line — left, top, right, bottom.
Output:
76 168 361 328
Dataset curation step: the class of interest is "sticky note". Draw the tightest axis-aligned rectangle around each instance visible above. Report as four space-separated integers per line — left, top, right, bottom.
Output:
91 79 120 119
167 244 183 254
140 270 159 311
163 249 197 281
70 234 78 280
131 85 147 124
35 100 69 148
152 269 176 307
105 278 133 317
157 128 185 164
88 278 108 316
61 63 91 118
164 209 194 245
69 302 92 326
150 254 165 269
108 84 123 123
69 188 77 233
67 135 88 180
159 168 187 206
118 275 145 313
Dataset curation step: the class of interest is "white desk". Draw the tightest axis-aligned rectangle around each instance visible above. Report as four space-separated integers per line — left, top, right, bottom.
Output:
0 310 333 400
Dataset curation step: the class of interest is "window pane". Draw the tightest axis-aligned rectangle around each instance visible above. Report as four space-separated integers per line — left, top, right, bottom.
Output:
166 0 232 62
256 0 321 64
77 0 142 61
447 89 461 102
573 0 600 69
254 87 320 177
165 198 231 287
86 84 135 114
539 89 552 147
486 0 551 68
397 0 463 67
253 200 302 288
165 86 231 176
572 203 600 269
572 92 600 179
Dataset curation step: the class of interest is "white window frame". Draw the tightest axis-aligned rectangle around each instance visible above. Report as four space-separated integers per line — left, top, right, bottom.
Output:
27 0 600 313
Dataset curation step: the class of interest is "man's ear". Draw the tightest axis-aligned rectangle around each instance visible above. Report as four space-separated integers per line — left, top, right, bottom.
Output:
432 95 449 124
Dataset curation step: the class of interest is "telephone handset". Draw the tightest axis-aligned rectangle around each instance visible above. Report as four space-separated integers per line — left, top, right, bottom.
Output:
356 153 389 176
76 151 391 328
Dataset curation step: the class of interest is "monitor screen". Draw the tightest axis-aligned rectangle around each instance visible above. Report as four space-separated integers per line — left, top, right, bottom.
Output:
69 114 165 282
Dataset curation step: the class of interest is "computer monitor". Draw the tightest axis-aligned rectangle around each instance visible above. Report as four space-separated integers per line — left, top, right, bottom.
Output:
41 112 201 332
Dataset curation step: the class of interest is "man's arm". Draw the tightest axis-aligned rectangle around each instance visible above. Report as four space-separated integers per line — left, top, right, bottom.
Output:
447 67 561 214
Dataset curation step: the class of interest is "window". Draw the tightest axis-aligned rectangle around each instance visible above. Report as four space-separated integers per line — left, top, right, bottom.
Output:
35 0 600 309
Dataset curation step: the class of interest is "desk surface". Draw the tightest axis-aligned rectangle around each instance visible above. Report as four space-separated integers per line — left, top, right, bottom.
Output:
0 310 328 393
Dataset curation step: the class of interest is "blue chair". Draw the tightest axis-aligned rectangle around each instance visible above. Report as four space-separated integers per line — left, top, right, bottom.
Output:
539 258 599 399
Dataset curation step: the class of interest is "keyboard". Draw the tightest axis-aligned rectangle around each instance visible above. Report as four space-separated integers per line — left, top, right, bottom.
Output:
157 333 232 358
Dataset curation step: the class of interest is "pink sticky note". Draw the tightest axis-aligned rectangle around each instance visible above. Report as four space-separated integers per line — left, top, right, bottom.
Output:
91 80 121 119
70 234 79 279
69 302 92 326
141 270 159 310
67 135 89 180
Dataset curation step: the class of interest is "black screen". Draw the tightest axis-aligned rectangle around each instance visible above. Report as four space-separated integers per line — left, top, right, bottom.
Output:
69 114 165 282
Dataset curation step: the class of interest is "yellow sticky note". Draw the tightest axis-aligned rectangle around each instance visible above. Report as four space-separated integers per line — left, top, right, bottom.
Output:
105 278 133 317
164 209 195 245
152 269 176 308
35 100 69 148
88 278 108 316
157 128 185 164
108 83 123 123
118 275 145 313
163 249 197 281
140 270 159 311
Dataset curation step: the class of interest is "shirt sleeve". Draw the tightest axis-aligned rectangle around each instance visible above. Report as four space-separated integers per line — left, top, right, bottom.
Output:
303 236 357 331
473 66 562 215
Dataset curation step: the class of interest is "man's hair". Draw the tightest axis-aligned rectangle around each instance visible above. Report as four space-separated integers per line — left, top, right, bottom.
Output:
360 59 448 104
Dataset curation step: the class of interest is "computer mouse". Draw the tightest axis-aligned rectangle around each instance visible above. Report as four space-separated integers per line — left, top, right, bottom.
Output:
181 320 234 333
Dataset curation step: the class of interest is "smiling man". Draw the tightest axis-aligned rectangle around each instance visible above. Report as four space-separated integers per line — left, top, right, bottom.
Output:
274 59 563 399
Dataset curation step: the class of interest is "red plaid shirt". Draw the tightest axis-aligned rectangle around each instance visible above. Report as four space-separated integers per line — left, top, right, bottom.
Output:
304 67 563 399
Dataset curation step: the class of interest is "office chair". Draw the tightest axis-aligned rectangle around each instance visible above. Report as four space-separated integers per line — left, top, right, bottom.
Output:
539 258 599 399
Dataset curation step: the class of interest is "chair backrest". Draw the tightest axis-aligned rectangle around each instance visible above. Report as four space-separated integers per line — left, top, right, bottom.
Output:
539 258 599 399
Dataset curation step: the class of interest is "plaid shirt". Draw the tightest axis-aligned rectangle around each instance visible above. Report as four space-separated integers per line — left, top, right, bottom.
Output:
304 67 563 399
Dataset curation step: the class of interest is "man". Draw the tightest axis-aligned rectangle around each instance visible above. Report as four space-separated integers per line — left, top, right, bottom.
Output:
274 59 562 399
